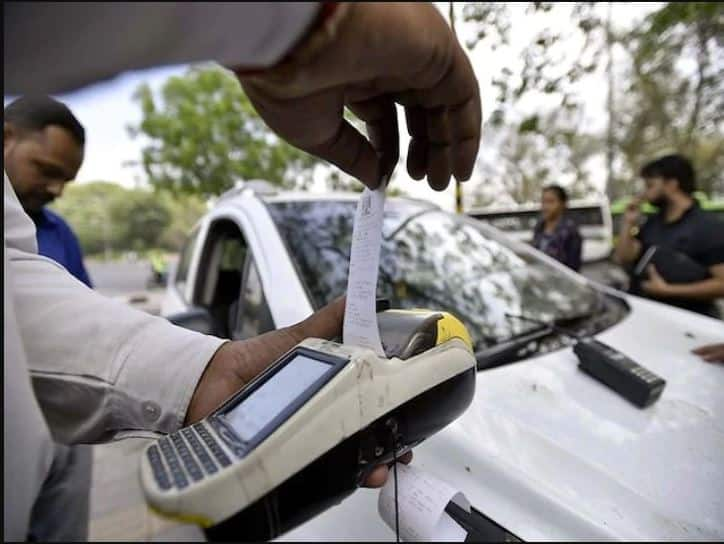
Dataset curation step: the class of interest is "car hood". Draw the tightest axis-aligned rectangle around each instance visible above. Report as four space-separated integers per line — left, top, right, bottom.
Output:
281 296 724 541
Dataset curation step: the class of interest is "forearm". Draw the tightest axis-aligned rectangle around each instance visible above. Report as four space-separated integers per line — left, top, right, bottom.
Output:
662 278 724 300
4 2 320 94
614 226 641 265
10 248 225 444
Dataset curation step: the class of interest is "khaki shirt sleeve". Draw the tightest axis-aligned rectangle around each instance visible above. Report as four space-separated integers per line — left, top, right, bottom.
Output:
5 175 226 444
3 244 56 540
4 2 320 95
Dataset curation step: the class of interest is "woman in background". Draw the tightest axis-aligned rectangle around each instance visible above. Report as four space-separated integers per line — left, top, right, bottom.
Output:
532 185 583 272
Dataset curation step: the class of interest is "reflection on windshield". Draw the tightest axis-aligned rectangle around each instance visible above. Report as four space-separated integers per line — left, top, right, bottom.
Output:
267 200 599 350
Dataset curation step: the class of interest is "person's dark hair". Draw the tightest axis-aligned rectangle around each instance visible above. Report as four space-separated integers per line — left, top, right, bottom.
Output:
639 154 696 194
4 95 85 146
542 184 568 204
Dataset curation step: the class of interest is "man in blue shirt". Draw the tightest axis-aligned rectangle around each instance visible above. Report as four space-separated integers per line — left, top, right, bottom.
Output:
4 96 92 286
4 95 93 540
34 207 92 287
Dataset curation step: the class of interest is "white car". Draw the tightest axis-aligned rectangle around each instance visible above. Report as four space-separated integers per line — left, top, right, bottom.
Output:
162 182 724 541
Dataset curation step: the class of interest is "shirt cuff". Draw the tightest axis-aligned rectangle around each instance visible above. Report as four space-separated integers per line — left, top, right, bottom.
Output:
113 317 227 435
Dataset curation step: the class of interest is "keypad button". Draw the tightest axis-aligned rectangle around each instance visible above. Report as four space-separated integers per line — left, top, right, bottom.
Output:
171 433 203 482
171 467 189 489
195 423 232 467
182 428 219 475
208 417 247 458
147 445 172 490
159 436 190 489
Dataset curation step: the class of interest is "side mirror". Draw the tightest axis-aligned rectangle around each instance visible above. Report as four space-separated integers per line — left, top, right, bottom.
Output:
166 306 216 335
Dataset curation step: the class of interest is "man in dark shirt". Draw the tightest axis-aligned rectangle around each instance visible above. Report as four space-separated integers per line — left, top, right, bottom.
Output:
532 185 583 271
4 95 93 540
614 154 724 317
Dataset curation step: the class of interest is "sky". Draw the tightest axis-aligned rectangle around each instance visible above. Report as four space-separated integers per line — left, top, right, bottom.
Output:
4 2 661 212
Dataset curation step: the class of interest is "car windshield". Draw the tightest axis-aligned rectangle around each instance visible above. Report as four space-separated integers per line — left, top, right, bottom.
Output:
267 199 601 351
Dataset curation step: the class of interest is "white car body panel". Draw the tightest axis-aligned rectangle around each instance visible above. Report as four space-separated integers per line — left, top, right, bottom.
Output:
162 215 211 317
161 277 186 316
162 191 313 326
282 296 724 541
163 189 724 541
206 197 313 328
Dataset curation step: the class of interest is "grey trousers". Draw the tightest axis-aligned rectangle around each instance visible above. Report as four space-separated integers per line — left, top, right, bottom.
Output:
28 443 93 542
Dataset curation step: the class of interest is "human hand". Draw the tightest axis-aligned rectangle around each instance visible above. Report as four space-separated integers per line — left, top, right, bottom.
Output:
186 296 345 425
236 2 481 192
692 343 724 363
185 295 410 487
641 265 670 297
623 196 643 227
363 451 414 488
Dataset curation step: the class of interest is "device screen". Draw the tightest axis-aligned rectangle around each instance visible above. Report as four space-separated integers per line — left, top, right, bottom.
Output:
224 354 332 442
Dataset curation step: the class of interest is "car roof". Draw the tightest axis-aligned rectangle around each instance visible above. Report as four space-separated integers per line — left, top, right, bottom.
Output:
213 183 440 211
467 198 609 215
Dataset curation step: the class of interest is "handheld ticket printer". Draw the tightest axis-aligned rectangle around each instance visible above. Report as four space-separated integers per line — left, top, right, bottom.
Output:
140 308 476 541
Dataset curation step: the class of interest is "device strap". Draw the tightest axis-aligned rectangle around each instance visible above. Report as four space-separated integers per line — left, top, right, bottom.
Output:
392 447 400 543
386 417 401 543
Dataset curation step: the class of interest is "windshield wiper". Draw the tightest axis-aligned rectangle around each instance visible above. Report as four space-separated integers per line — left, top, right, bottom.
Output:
475 312 593 370
475 323 555 370
383 208 437 241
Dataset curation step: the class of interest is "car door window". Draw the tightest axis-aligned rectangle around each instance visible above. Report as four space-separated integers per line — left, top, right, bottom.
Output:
194 221 248 337
232 256 275 340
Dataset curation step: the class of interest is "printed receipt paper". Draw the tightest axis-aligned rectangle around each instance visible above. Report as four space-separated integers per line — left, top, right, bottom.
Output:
342 186 386 356
378 464 471 542
342 187 470 541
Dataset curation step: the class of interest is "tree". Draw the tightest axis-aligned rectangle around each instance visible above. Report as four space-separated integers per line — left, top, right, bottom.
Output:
109 190 171 252
52 182 178 257
157 192 208 250
129 65 321 198
611 2 724 197
51 181 125 257
463 2 607 205
462 2 724 205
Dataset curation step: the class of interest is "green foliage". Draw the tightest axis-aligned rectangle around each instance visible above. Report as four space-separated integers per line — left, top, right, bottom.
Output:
611 2 724 197
107 190 171 252
156 191 208 250
51 182 124 255
463 2 605 204
129 65 320 198
51 182 208 257
464 2 604 125
463 1 723 205
518 115 540 134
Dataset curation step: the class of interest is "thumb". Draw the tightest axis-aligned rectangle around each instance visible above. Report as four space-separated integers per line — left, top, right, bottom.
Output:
647 264 661 279
240 82 387 190
307 119 387 190
346 97 400 189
